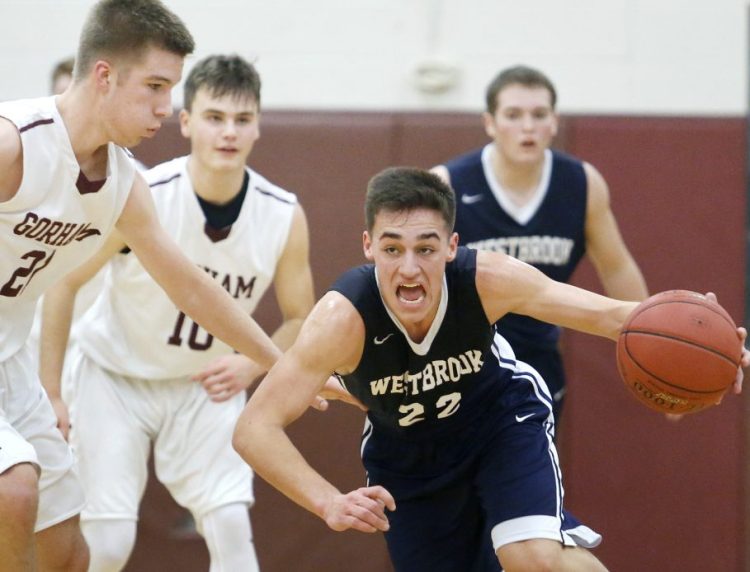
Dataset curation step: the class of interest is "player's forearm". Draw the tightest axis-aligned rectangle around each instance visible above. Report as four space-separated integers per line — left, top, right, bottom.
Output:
233 414 339 520
137 245 281 371
39 282 77 398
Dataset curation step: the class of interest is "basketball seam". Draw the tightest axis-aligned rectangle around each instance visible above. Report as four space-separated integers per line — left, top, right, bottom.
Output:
621 334 734 394
623 329 739 365
628 299 736 330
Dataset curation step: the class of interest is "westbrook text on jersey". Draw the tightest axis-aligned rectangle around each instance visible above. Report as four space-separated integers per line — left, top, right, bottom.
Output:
369 349 484 397
467 235 574 265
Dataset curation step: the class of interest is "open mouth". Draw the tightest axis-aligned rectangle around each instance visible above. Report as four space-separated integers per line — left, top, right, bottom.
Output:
397 283 425 304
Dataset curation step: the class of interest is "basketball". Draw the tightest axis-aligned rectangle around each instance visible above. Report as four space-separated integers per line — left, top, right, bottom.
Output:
616 290 743 414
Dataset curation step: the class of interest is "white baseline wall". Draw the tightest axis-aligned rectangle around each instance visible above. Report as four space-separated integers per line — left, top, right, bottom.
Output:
0 0 747 115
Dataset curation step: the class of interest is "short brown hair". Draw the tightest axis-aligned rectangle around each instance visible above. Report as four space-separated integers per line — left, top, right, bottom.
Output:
75 0 195 80
485 65 557 115
183 55 262 112
365 167 456 233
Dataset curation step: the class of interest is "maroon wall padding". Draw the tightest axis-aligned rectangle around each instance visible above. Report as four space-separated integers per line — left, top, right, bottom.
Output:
126 112 746 572
561 116 747 572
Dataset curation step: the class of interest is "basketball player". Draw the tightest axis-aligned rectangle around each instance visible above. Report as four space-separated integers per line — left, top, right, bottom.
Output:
0 1 282 569
432 65 648 425
50 57 75 95
233 167 749 572
38 54 316 571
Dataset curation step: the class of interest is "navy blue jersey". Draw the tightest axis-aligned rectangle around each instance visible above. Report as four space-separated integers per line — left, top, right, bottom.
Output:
330 247 515 439
447 146 587 347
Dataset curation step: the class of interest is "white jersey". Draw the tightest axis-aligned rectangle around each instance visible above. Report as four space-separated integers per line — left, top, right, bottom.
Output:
0 97 134 361
77 156 297 379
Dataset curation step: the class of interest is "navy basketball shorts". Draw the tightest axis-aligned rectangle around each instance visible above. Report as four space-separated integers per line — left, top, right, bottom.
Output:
361 370 599 572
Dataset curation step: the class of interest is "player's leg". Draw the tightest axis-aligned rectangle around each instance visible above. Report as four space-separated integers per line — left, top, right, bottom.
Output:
156 380 255 571
198 503 258 572
476 366 606 571
35 516 88 572
383 481 498 572
0 463 39 570
80 520 136 572
499 539 606 572
66 347 151 571
2 345 88 570
361 418 498 572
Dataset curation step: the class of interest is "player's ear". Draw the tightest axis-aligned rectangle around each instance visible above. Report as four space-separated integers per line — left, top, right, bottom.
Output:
446 232 458 261
178 108 191 138
482 111 496 139
363 231 375 261
550 111 559 138
92 60 113 92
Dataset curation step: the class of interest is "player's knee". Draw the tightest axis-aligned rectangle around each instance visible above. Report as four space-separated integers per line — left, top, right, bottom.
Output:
0 463 39 530
81 519 135 572
497 539 562 572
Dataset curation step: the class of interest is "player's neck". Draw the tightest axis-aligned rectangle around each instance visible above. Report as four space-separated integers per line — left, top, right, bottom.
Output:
186 158 246 205
55 89 110 179
490 145 545 206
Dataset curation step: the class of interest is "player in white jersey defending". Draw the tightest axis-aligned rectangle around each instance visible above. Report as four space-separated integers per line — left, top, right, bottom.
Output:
39 54 316 571
0 1 295 569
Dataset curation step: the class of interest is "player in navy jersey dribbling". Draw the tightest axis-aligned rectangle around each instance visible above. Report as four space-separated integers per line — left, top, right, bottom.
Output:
432 65 648 426
233 166 749 571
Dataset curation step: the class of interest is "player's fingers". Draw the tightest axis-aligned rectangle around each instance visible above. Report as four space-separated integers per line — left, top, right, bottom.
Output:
664 413 683 422
346 503 390 532
734 367 744 394
364 485 396 511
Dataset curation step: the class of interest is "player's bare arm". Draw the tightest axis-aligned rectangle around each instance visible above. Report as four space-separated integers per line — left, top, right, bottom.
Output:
233 291 395 532
269 203 315 348
475 249 636 341
582 162 648 301
116 173 281 371
0 118 22 203
39 231 127 438
194 203 315 401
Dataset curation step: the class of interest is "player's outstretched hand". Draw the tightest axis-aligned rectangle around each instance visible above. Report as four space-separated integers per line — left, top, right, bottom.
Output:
734 327 749 395
323 486 396 533
193 354 263 402
49 394 71 441
705 292 748 395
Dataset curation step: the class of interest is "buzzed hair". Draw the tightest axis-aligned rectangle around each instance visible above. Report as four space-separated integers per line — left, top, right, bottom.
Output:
365 167 456 233
183 54 262 112
75 0 195 80
485 65 557 115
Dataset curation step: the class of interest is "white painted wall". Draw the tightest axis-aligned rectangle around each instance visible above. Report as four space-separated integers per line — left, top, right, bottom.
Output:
0 0 747 115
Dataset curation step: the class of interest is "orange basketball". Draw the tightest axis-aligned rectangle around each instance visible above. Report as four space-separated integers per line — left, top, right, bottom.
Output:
616 290 742 414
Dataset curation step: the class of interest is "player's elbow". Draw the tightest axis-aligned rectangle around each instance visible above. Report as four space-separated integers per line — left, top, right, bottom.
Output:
232 411 254 459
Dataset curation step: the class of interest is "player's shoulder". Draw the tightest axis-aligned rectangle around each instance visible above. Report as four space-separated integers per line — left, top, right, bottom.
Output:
443 146 485 170
143 155 188 190
0 96 56 131
247 167 297 206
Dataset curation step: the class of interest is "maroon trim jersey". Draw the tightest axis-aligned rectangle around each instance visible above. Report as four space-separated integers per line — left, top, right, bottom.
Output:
76 156 296 379
0 97 134 360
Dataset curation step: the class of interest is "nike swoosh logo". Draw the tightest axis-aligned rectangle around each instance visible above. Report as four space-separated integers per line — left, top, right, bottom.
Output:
373 333 394 345
515 413 535 422
461 194 483 204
